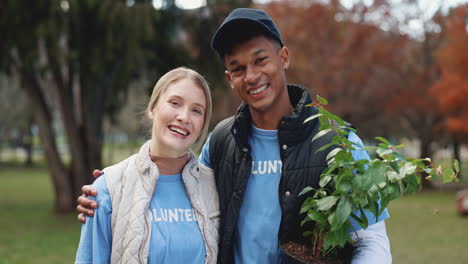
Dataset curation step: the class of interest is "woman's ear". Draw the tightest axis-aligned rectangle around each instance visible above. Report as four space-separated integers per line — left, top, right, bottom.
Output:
147 108 154 120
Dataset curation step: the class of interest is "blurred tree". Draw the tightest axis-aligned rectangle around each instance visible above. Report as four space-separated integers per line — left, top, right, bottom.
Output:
0 0 185 213
386 29 446 159
432 4 468 167
263 0 454 189
263 1 409 138
0 74 32 164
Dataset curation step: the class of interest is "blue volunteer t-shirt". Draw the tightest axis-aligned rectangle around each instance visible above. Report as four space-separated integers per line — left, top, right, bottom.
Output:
199 128 389 264
236 126 282 263
75 173 206 264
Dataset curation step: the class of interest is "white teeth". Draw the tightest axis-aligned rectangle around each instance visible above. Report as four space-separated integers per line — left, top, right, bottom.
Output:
249 84 267 95
169 126 188 136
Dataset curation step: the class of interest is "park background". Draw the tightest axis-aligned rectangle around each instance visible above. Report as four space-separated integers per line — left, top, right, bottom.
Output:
0 0 467 263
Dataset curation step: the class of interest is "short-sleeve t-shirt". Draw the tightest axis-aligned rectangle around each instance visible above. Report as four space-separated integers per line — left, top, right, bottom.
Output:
75 173 206 264
198 128 389 263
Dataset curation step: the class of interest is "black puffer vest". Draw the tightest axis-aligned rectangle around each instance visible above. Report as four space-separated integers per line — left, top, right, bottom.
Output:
209 85 338 264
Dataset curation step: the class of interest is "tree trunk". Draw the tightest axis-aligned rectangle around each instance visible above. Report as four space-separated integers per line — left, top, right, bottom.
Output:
419 137 434 190
453 136 462 180
24 117 34 166
19 62 75 213
0 132 3 163
44 41 93 198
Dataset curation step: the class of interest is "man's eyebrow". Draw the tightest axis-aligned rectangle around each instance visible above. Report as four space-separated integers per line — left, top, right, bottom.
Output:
227 49 268 68
253 49 267 56
228 60 239 68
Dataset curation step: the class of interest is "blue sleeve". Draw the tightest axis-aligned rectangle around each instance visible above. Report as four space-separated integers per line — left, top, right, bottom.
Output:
198 133 212 168
75 176 112 264
347 131 390 232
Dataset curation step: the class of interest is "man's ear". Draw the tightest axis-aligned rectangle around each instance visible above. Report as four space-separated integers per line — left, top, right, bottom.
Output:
279 46 290 70
225 70 234 89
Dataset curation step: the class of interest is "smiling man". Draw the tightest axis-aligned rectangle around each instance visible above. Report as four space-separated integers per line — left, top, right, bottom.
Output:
198 8 392 264
76 8 391 264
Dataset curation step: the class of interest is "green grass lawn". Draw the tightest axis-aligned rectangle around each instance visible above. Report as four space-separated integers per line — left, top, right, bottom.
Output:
0 165 467 263
0 166 80 264
386 191 468 264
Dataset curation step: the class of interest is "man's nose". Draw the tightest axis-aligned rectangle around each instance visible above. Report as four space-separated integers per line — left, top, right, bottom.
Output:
244 66 260 84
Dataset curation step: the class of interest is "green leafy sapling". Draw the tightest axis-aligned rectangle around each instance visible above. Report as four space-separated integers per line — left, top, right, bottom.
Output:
299 95 459 257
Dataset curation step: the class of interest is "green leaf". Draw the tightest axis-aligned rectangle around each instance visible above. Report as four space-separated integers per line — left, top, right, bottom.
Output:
423 167 433 174
333 196 353 230
389 161 400 173
387 171 398 182
308 210 327 223
304 113 323 124
442 168 456 184
393 152 406 161
317 196 339 211
338 180 352 193
326 148 342 163
316 142 336 153
398 162 417 180
312 129 332 142
323 230 334 252
301 216 312 226
317 95 329 105
357 193 369 207
337 129 349 137
369 184 379 193
365 197 379 221
378 143 387 148
389 182 402 200
322 163 339 177
378 195 391 216
359 208 369 228
319 108 345 126
353 159 370 173
352 161 386 191
378 181 387 189
320 175 333 187
403 174 419 194
299 186 314 196
350 212 367 229
318 119 333 131
376 147 392 157
323 225 349 252
300 197 316 213
375 137 391 145
454 160 460 173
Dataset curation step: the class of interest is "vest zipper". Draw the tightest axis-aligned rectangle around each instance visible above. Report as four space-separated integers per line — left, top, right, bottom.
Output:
183 165 210 263
139 163 159 263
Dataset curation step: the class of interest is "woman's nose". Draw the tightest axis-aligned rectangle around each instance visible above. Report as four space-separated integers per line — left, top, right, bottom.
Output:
176 108 190 123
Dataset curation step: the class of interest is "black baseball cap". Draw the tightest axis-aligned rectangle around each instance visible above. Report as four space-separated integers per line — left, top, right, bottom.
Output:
211 8 284 58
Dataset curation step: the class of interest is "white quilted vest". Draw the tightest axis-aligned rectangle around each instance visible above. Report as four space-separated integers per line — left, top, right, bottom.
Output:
103 140 219 264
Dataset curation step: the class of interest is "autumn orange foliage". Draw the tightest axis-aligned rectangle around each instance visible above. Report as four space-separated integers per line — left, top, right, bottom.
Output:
432 5 468 137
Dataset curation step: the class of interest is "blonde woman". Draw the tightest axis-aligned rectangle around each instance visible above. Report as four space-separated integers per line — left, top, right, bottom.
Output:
75 67 218 264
